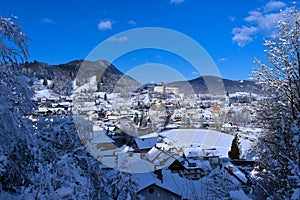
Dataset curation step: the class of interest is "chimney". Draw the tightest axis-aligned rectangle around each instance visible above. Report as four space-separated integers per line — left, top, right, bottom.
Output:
228 166 233 175
154 169 163 183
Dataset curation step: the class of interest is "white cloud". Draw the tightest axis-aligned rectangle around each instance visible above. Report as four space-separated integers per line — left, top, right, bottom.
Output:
170 0 184 4
245 10 281 32
98 20 112 30
108 36 128 42
232 26 258 47
264 1 286 13
229 16 236 22
40 17 54 24
218 57 228 63
232 0 287 47
192 71 199 75
244 10 262 23
259 13 281 31
128 20 136 26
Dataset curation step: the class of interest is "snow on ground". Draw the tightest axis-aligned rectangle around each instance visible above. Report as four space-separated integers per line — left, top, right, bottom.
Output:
238 127 262 137
160 129 239 157
74 75 97 93
229 91 259 99
34 89 60 100
31 78 60 100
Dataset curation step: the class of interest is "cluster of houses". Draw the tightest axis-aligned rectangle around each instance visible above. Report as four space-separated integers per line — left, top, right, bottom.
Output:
85 126 256 199
31 79 261 199
33 79 261 135
33 95 72 116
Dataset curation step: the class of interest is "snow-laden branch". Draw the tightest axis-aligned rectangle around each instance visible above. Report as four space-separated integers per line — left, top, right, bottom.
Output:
0 16 30 65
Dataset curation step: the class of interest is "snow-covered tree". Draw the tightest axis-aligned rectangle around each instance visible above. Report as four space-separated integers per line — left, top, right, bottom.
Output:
0 14 36 197
0 59 36 195
251 4 300 199
31 117 108 199
0 16 29 64
42 77 48 86
205 167 245 199
0 15 140 199
33 116 141 199
107 170 140 200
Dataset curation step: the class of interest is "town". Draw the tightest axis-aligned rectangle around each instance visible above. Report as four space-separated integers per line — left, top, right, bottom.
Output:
30 75 262 199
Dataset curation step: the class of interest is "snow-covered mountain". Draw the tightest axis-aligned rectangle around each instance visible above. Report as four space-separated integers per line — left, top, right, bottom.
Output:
18 59 141 95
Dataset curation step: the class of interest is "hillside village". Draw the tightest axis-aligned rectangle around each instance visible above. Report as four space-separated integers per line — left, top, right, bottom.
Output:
27 64 265 199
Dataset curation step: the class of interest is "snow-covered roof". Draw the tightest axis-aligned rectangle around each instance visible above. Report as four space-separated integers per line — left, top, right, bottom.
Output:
223 123 234 128
144 145 175 167
202 110 213 117
135 170 185 197
206 149 222 157
121 145 135 152
183 147 205 158
165 123 180 129
135 137 158 150
59 102 71 106
91 126 115 144
178 157 212 170
116 152 155 172
38 107 49 112
224 162 248 184
134 168 244 199
139 132 159 138
229 189 251 200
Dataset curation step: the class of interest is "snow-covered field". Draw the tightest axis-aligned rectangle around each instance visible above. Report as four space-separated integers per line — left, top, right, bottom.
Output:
160 129 252 157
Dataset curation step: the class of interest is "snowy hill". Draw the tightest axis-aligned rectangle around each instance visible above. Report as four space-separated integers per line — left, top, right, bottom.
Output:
18 59 141 95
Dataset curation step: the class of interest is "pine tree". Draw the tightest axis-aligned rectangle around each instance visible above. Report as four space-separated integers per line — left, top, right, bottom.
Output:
42 77 47 86
228 134 241 159
28 78 33 86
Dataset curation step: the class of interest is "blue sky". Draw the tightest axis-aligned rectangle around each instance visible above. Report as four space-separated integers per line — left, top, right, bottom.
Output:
0 0 294 82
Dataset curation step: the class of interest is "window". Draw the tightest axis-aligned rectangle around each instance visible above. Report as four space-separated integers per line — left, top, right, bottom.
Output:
148 188 155 194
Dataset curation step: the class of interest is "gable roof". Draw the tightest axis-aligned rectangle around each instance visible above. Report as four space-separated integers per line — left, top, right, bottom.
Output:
134 167 245 199
137 183 181 198
134 137 158 150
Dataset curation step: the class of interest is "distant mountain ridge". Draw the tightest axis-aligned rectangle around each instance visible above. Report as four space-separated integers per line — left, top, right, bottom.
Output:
19 59 141 95
167 76 262 95
19 60 261 95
